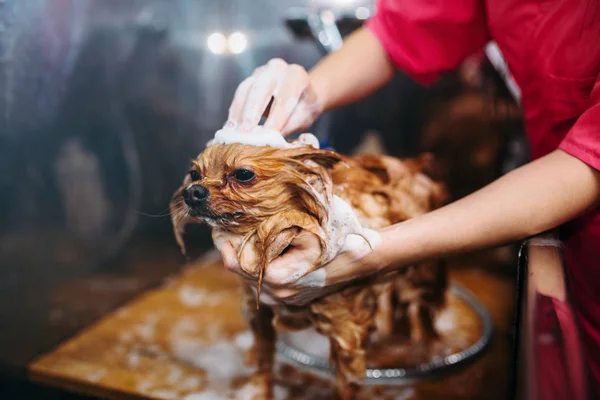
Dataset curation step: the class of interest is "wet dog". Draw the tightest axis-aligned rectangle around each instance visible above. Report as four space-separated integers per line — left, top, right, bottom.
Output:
170 130 448 399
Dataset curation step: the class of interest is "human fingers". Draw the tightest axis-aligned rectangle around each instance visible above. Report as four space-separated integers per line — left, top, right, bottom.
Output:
226 64 269 127
262 231 322 286
263 64 309 132
239 58 288 130
280 88 322 136
218 242 248 278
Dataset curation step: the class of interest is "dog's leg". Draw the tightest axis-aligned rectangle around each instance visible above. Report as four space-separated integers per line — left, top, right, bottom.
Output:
418 261 448 342
407 301 426 343
311 288 377 400
373 287 394 340
329 339 362 400
243 285 276 399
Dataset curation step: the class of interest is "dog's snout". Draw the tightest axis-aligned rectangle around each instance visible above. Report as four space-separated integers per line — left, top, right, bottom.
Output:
183 184 209 207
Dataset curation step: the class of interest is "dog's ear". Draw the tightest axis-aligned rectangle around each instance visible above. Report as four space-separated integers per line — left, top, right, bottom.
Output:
169 192 189 256
278 148 343 225
352 153 437 185
291 148 344 169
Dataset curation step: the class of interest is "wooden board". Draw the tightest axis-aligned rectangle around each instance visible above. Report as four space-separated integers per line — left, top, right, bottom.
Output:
29 252 515 400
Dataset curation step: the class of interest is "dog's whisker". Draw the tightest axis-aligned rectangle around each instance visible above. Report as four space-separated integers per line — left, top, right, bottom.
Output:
135 210 174 218
135 203 183 218
174 209 187 227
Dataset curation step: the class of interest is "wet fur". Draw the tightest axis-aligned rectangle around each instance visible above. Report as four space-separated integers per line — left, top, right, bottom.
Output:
170 143 448 400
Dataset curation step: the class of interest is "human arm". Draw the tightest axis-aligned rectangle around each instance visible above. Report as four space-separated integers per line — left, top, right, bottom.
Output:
226 28 395 135
227 0 489 135
369 150 600 275
307 27 396 113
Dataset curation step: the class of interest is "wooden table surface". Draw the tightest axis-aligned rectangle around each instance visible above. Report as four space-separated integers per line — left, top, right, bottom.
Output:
29 251 516 400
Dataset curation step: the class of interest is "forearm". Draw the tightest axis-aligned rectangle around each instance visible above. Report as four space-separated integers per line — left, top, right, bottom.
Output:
309 27 396 112
375 150 600 270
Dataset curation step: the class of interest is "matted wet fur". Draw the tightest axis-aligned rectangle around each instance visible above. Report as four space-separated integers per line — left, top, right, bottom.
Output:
170 140 449 400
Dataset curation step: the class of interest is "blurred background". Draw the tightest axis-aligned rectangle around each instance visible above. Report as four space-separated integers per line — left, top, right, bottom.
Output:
0 0 529 398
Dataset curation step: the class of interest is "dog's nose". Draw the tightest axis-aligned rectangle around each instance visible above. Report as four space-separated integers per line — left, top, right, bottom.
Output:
183 184 209 207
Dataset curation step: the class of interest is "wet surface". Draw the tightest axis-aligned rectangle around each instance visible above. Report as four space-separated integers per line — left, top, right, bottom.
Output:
29 252 516 400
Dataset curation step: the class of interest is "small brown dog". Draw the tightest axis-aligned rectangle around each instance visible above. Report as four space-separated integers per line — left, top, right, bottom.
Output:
170 131 448 399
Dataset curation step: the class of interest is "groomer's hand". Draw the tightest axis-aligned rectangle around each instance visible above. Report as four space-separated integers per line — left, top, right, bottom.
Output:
219 230 386 306
226 58 322 136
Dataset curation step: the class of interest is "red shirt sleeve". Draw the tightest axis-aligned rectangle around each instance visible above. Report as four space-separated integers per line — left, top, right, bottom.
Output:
559 76 600 171
365 0 490 85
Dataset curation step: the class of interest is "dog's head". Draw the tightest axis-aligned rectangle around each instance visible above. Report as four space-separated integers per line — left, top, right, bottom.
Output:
170 136 344 255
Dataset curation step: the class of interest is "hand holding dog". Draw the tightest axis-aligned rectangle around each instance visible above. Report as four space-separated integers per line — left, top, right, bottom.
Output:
219 229 384 306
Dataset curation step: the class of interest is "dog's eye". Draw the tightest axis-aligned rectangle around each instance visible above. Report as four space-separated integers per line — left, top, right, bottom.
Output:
189 170 201 181
232 169 255 182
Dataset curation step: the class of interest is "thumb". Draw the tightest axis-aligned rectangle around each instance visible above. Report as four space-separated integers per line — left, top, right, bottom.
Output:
219 242 240 273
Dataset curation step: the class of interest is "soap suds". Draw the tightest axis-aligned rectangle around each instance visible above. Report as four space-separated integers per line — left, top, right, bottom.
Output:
208 127 290 148
180 376 203 390
178 284 228 307
126 352 141 368
169 318 254 392
322 195 380 263
295 267 327 288
234 331 254 351
86 369 107 382
131 314 160 342
234 382 261 400
266 258 315 286
274 385 290 400
282 328 330 357
166 366 184 384
171 337 254 389
254 195 379 290
206 128 380 293
208 128 319 150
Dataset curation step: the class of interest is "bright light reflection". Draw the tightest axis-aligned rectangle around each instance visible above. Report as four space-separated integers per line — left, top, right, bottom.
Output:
355 6 370 20
318 31 332 46
321 10 336 25
207 32 227 54
228 32 248 54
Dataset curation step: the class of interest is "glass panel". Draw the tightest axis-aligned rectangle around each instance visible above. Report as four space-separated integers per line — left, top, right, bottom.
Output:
515 232 589 400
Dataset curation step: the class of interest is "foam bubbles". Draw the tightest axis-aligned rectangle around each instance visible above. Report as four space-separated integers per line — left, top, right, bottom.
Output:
209 127 289 148
207 127 320 150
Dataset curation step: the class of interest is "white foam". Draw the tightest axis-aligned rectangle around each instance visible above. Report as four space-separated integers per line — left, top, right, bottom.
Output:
126 352 141 368
166 366 184 384
324 195 380 262
295 267 327 288
86 369 106 382
209 127 289 148
234 382 261 400
178 285 228 307
171 338 253 382
207 127 320 150
341 229 381 259
274 385 290 400
284 328 330 357
233 331 254 351
267 258 314 285
204 134 380 293
180 376 203 390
